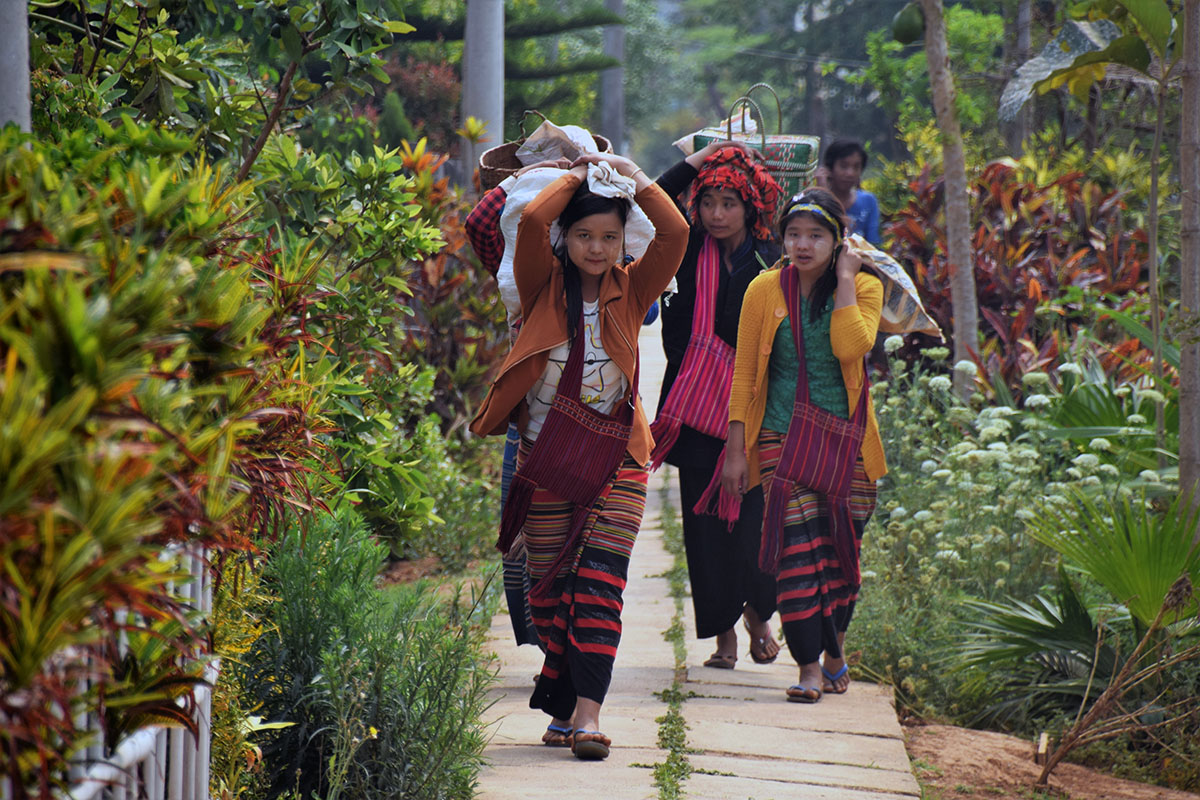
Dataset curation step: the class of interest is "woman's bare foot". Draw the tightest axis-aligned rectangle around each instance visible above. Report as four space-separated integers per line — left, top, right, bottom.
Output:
742 606 780 664
570 697 611 758
703 627 738 667
822 633 851 694
786 662 824 703
821 654 850 694
541 715 574 746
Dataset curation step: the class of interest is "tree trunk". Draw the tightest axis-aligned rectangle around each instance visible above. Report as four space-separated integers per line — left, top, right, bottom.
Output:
0 0 31 132
1149 86 1167 466
802 1 826 141
600 0 625 153
1004 0 1033 154
1084 84 1101 158
920 0 979 399
1181 0 1200 518
1015 0 1032 148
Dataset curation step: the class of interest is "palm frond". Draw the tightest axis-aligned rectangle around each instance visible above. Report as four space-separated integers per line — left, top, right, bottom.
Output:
1026 489 1200 628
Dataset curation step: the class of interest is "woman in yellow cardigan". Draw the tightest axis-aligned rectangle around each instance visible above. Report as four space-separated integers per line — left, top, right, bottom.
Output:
721 189 887 703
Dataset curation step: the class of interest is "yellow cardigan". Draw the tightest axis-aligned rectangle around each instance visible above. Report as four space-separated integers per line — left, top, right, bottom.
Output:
728 268 888 488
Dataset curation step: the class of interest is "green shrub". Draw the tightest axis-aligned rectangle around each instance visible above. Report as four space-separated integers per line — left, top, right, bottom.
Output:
856 340 1196 783
236 506 497 800
0 124 336 791
856 346 1125 720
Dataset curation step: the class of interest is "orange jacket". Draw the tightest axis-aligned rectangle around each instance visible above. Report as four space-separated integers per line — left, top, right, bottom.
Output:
469 172 689 465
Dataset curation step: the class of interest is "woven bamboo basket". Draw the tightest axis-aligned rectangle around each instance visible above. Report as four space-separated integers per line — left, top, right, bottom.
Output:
479 125 612 191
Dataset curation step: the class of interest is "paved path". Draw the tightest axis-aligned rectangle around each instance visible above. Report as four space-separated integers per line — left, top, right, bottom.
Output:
477 320 920 800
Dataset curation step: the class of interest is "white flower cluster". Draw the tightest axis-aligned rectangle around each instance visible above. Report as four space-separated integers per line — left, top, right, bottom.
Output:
922 347 950 361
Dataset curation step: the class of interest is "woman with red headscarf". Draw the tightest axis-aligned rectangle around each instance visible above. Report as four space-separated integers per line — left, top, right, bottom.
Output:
650 141 783 669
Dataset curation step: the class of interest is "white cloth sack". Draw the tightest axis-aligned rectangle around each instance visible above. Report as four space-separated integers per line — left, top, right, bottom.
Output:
496 168 656 323
844 233 943 339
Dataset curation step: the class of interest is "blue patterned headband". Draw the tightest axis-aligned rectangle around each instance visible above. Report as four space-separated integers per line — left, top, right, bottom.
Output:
783 197 843 241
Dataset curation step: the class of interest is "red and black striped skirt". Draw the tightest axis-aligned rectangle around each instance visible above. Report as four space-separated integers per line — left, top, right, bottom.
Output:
758 429 877 665
516 438 648 720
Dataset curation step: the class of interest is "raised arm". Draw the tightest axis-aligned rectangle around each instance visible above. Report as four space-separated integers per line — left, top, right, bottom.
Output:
831 267 884 363
626 182 689 308
656 158 698 201
657 140 757 200
465 185 507 277
512 167 587 313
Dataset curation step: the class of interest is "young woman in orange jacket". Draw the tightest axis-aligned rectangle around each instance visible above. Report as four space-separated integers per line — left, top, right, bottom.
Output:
470 152 688 759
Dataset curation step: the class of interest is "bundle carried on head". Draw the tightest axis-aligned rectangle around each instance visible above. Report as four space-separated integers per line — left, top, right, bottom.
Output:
688 146 782 241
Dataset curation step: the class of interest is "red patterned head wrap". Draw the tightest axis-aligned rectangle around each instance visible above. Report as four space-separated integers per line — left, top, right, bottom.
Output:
688 146 782 241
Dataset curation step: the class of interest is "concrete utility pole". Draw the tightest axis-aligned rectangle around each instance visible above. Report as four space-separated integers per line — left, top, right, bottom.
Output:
600 0 625 153
0 0 32 132
462 0 505 188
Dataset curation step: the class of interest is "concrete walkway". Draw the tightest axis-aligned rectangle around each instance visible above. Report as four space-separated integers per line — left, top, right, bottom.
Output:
477 321 921 800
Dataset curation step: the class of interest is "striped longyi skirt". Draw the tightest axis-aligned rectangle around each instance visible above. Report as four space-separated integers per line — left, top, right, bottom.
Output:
514 438 648 721
757 429 877 666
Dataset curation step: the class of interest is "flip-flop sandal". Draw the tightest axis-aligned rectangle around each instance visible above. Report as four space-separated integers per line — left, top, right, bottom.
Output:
571 730 611 760
542 723 573 747
822 663 850 694
786 684 823 704
744 621 780 664
703 652 737 669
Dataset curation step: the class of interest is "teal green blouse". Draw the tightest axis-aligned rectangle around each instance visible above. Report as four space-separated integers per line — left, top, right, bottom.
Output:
762 297 849 432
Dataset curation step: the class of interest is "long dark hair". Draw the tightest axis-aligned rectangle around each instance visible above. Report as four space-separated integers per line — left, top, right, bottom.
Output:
777 188 847 323
552 182 630 343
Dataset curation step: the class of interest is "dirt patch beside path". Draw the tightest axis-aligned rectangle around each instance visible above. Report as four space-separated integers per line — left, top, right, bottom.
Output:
905 723 1200 800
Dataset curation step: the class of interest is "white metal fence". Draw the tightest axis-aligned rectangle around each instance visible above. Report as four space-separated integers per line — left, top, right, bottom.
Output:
2 546 216 800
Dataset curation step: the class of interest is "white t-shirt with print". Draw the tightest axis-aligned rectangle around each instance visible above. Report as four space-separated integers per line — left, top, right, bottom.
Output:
525 300 629 441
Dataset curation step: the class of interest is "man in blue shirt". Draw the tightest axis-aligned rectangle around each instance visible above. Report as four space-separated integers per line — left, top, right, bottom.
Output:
815 139 881 246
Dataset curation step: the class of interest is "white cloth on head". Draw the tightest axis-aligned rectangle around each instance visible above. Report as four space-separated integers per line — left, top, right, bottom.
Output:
586 161 637 200
496 169 657 324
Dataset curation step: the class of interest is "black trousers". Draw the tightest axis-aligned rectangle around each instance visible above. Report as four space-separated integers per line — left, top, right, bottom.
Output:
677 462 777 639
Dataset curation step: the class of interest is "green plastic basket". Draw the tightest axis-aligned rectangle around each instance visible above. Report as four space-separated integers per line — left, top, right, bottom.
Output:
692 84 820 219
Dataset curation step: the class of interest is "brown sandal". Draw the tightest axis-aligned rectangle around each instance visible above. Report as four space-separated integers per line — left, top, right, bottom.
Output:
703 652 737 669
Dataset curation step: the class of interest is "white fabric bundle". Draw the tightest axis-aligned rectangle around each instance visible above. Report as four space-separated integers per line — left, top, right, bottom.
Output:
672 111 759 155
845 233 943 339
